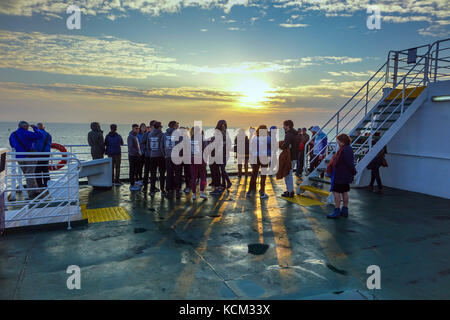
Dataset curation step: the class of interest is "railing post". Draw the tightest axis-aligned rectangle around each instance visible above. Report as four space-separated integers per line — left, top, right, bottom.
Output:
434 41 439 82
336 112 339 138
386 55 390 83
424 46 430 85
401 77 406 114
393 52 399 86
365 83 369 115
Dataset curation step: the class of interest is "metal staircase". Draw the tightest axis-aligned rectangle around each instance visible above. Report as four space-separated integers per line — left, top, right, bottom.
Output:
299 38 450 202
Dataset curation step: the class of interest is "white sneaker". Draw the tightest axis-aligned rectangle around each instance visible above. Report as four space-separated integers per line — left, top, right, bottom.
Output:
192 193 197 200
200 192 207 199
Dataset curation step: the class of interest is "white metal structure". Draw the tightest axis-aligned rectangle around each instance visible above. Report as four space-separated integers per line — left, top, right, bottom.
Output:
4 151 82 229
301 38 450 200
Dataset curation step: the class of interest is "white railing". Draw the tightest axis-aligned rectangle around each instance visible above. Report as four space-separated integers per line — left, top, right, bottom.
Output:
303 38 450 177
4 151 81 229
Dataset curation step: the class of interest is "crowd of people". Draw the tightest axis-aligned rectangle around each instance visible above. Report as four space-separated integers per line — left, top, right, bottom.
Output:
8 118 378 219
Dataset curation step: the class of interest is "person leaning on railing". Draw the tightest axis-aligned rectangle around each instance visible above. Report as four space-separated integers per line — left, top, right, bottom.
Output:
8 121 43 198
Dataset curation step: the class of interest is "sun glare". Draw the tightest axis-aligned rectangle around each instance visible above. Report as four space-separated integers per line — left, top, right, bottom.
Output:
233 78 271 109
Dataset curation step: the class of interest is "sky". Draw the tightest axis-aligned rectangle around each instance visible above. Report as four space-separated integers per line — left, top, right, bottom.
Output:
0 0 449 128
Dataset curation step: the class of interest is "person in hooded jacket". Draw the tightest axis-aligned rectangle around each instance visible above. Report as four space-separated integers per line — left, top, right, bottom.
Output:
210 120 232 195
105 124 124 185
136 123 147 184
143 121 166 196
33 122 52 188
247 125 271 199
87 122 104 160
9 121 43 198
163 120 182 199
128 124 142 191
280 120 299 197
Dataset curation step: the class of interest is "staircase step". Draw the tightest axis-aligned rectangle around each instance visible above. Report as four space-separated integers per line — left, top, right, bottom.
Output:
356 128 389 132
384 86 426 101
373 111 402 115
300 185 330 197
362 119 395 123
309 177 331 185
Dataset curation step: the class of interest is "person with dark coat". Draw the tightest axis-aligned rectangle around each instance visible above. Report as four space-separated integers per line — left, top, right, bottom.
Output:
210 120 232 196
128 124 141 191
163 120 182 199
326 134 357 219
234 128 250 178
143 121 166 196
367 147 387 194
104 124 124 185
34 122 52 188
88 122 104 160
280 120 299 197
296 128 309 177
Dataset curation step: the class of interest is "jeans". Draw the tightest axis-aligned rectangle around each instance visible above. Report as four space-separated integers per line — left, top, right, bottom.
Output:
144 156 166 191
108 154 121 182
284 160 296 193
249 163 267 194
191 163 207 193
210 163 220 188
35 156 50 189
166 158 182 191
370 167 382 189
181 164 191 189
296 151 305 176
219 164 231 188
18 160 38 197
128 155 140 186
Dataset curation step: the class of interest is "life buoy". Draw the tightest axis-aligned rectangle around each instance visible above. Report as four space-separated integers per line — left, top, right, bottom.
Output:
49 143 67 170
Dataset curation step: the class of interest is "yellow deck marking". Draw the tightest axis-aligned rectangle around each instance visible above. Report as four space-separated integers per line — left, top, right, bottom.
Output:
281 194 324 207
82 206 131 224
300 185 330 197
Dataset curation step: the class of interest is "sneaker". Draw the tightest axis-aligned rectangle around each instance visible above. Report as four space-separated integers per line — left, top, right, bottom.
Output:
161 191 167 198
327 208 341 219
165 191 174 199
192 193 197 200
341 206 349 218
136 180 143 186
129 185 140 191
155 188 160 193
260 192 269 199
149 191 156 197
142 188 147 194
281 191 294 198
113 181 123 186
200 192 207 199
184 187 190 194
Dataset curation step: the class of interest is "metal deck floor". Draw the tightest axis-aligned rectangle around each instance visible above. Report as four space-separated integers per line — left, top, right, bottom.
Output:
1 177 449 299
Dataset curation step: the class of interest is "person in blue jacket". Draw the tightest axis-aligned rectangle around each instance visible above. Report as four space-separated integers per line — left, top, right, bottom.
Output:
33 123 52 188
104 124 124 185
9 121 43 198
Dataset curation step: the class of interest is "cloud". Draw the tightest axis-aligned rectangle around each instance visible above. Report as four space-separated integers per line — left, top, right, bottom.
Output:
0 30 364 79
279 23 308 28
0 0 255 17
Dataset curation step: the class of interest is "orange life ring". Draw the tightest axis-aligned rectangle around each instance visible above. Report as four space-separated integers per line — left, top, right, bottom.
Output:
49 143 67 170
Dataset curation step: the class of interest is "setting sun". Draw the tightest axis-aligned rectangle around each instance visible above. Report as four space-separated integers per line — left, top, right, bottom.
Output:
233 78 271 109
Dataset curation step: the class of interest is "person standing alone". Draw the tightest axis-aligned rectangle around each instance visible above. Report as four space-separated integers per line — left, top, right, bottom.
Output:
105 124 124 185
87 122 104 160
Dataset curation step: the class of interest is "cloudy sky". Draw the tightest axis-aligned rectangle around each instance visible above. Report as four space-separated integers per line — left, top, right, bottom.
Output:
0 0 448 127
